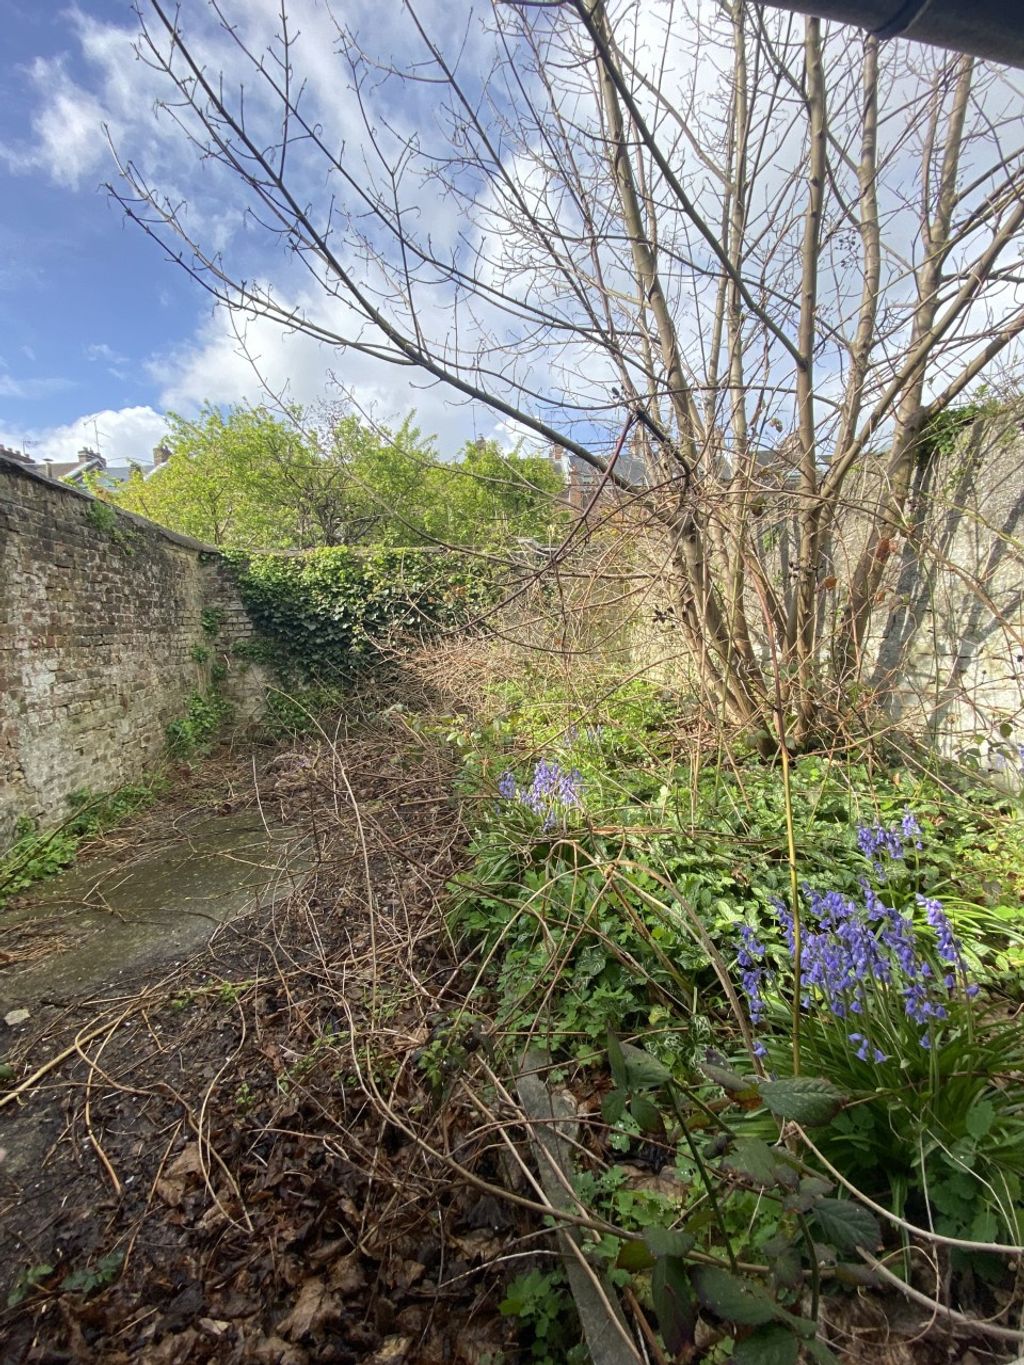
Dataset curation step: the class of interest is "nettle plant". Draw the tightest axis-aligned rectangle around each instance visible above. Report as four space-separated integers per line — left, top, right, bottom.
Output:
736 814 1024 1246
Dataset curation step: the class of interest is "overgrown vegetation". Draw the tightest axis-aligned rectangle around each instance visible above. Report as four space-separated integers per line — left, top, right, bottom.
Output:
0 783 161 910
165 688 234 759
230 545 499 683
108 403 565 551
442 675 1024 1360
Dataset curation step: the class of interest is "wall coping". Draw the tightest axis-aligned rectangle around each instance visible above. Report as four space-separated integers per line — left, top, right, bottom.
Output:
0 451 224 557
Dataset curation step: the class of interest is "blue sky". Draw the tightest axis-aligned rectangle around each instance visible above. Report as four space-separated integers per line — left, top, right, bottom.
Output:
0 2 199 461
0 0 502 465
3 3 1020 474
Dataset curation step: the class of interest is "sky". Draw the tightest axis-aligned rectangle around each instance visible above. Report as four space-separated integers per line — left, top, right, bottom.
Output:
1 2 1020 474
0 0 504 466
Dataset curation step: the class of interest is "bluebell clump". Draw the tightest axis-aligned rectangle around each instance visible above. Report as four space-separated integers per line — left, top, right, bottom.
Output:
736 811 977 1061
497 759 584 830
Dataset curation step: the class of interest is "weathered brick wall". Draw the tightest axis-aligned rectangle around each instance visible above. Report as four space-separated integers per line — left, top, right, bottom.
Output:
0 456 268 850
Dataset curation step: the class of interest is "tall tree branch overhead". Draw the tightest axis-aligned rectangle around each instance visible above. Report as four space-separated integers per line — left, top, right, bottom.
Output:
113 0 1024 739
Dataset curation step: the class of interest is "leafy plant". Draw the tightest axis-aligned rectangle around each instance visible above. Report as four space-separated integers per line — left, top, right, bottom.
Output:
446 673 1024 1354
0 782 161 908
165 688 233 758
229 546 498 683
499 1268 587 1364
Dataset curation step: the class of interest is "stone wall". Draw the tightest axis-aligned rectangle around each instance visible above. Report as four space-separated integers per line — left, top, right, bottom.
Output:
0 455 267 850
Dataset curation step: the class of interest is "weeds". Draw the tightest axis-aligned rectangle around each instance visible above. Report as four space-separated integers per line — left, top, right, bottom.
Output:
446 676 1024 1358
165 688 233 758
0 782 161 909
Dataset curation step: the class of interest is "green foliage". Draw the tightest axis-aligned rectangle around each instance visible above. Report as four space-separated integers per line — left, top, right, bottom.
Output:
110 403 566 551
59 1251 124 1297
230 546 498 682
200 607 224 637
165 688 233 758
84 497 137 552
499 1268 587 1364
445 673 1024 1351
7 1263 55 1308
0 783 160 909
262 684 349 738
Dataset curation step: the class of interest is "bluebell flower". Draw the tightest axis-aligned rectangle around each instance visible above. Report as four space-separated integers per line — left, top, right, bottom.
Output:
848 1032 888 1063
497 759 584 829
757 877 977 1052
736 924 769 1026
917 894 963 966
901 810 924 849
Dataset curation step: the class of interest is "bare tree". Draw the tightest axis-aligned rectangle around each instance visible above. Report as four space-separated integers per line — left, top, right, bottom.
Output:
112 0 1024 741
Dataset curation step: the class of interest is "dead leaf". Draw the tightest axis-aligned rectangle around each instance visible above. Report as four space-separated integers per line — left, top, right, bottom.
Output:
251 1335 308 1365
367 1337 412 1363
276 1277 342 1342
155 1144 204 1207
327 1252 367 1294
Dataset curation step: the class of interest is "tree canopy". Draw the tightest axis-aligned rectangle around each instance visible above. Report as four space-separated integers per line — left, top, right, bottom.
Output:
109 404 566 551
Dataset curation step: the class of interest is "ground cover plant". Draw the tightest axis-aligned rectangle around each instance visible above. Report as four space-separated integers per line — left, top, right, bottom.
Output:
0 782 162 912
445 674 1024 1361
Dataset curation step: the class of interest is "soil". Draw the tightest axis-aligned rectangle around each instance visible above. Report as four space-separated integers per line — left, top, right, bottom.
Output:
0 703 523 1364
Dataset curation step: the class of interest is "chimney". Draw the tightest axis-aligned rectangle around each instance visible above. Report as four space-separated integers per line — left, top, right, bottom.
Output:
152 443 172 467
78 446 105 468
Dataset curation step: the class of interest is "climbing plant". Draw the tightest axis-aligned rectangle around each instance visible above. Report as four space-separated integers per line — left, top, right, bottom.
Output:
228 547 498 681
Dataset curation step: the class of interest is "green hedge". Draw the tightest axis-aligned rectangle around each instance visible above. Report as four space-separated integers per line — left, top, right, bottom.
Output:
227 547 497 680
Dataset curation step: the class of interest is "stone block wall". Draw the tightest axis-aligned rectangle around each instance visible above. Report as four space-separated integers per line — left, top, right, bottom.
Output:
629 413 1024 760
0 455 268 850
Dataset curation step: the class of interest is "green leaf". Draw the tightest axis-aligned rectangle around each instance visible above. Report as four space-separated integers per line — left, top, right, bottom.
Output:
721 1137 788 1189
629 1095 666 1135
759 1076 844 1126
770 1245 804 1293
601 1089 626 1124
966 1099 995 1139
621 1042 672 1089
617 1239 656 1272
651 1256 696 1355
701 1056 755 1094
782 1174 833 1213
643 1226 695 1260
607 1032 627 1090
811 1199 880 1253
691 1266 777 1326
732 1324 800 1364
805 1339 841 1363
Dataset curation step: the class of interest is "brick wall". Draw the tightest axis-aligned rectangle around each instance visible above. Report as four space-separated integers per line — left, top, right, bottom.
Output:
0 455 268 850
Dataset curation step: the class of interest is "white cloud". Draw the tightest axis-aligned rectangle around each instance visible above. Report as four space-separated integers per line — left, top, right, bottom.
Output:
0 373 75 400
0 54 114 189
149 296 498 456
85 341 131 380
0 405 168 466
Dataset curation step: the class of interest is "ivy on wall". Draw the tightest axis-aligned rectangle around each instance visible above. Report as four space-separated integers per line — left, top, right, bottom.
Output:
226 546 498 681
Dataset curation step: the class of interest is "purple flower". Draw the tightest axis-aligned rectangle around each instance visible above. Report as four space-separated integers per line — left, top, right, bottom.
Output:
901 810 924 849
736 924 769 1026
497 759 584 829
848 1032 888 1063
917 894 962 966
758 879 975 1051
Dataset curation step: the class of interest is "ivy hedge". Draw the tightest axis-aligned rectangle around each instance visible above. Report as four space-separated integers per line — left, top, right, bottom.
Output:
226 546 498 681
